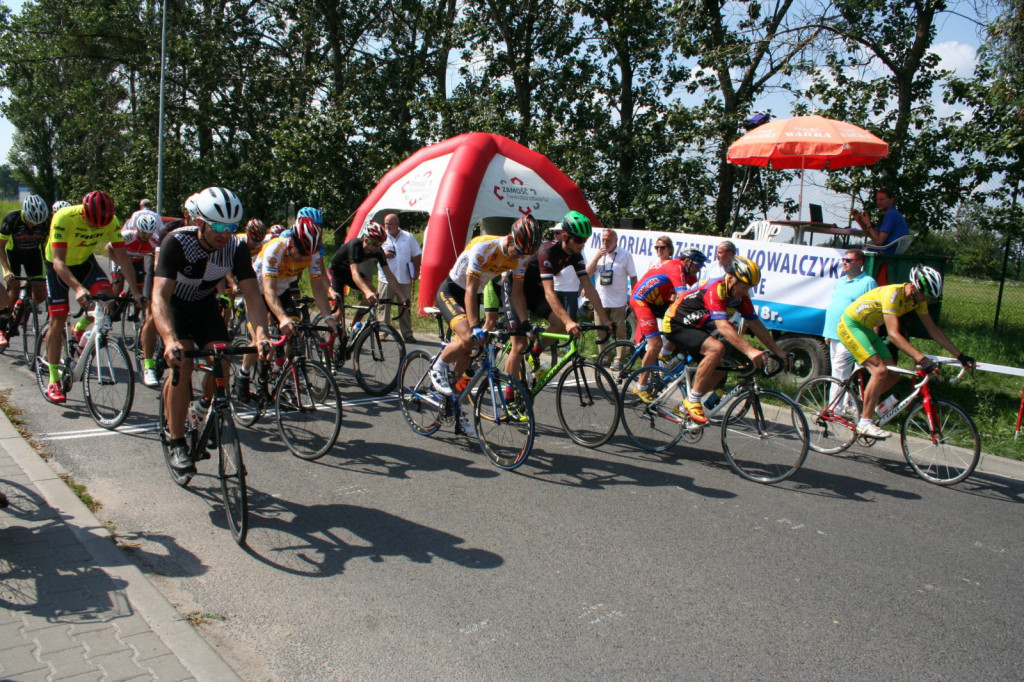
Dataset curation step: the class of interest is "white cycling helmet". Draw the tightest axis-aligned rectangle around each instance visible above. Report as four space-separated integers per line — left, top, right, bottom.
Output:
22 194 49 225
184 193 201 217
51 200 72 213
193 187 243 225
909 264 943 299
135 212 159 237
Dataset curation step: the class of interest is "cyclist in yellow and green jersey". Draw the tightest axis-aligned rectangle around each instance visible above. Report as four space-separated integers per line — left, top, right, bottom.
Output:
42 191 143 403
837 265 975 439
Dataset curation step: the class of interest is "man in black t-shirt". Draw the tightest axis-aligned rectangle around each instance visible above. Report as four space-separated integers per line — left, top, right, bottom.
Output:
0 195 50 346
500 211 610 380
152 187 270 475
328 222 405 330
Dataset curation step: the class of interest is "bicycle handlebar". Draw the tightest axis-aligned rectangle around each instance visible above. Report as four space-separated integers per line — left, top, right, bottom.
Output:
170 343 261 386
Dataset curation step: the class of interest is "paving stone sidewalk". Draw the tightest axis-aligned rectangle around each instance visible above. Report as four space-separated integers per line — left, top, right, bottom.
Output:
0 412 241 682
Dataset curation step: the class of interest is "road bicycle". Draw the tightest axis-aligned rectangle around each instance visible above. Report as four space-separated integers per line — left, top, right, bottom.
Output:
231 327 342 461
158 343 257 545
620 354 809 484
0 275 46 365
498 324 620 447
119 293 145 351
312 298 406 396
793 359 980 485
33 293 136 429
398 312 534 470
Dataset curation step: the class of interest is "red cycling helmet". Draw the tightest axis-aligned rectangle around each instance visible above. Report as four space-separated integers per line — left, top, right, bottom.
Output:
364 221 387 245
291 216 322 256
82 190 115 228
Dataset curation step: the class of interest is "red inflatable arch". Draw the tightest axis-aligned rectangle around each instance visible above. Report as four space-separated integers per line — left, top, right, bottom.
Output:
345 132 601 314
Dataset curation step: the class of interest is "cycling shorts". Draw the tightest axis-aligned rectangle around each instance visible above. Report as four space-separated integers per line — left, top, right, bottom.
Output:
8 249 44 279
630 298 667 342
503 275 551 328
837 313 892 364
44 256 112 318
435 278 468 328
168 295 229 349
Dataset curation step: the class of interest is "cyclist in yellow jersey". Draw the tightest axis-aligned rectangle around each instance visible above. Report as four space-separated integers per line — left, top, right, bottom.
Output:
234 218 337 398
42 191 143 403
836 265 975 439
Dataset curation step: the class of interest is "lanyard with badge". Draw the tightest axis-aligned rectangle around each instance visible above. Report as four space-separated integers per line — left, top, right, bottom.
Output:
599 251 615 285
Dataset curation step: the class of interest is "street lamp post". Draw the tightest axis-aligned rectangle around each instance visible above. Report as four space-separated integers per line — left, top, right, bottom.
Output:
155 0 168 215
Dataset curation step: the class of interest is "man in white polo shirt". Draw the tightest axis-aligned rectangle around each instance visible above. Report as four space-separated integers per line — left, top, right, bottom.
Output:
377 213 422 342
587 228 637 369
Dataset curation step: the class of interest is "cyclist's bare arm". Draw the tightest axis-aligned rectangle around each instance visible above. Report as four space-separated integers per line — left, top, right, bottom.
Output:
463 277 483 334
109 244 142 302
262 278 294 335
510 277 529 325
714 317 765 365
919 312 965 359
349 262 376 302
237 278 271 357
746 317 787 362
541 278 573 330
578 275 610 328
310 275 337 331
882 312 924 362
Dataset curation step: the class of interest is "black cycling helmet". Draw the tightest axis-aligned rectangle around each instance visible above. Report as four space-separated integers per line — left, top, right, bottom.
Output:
679 248 707 265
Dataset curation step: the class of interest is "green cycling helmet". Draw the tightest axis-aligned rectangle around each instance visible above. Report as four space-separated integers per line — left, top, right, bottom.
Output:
562 210 593 240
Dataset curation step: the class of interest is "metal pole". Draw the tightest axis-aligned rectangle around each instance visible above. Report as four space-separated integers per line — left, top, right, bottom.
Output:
155 0 168 215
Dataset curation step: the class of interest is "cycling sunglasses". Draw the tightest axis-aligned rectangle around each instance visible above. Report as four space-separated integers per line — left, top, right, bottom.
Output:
208 222 237 233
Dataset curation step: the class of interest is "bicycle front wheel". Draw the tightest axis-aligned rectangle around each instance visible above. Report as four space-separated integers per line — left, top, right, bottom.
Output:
216 409 248 545
619 366 684 453
275 360 343 461
556 361 620 447
721 388 809 484
900 398 980 485
398 349 443 435
353 323 405 396
21 304 41 366
472 371 534 470
121 303 143 351
82 336 135 429
794 376 859 454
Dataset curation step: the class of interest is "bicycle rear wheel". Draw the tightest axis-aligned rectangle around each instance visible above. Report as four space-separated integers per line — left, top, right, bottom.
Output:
721 388 809 484
619 366 684 453
596 340 641 386
216 409 248 545
20 304 41 366
353 323 405 395
157 392 194 487
397 349 443 435
900 398 980 485
556 361 620 447
121 302 143 351
229 339 264 427
794 376 859 454
472 371 534 470
275 360 342 461
83 336 135 429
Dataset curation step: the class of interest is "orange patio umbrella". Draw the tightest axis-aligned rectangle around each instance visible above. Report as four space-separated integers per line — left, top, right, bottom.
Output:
727 115 889 219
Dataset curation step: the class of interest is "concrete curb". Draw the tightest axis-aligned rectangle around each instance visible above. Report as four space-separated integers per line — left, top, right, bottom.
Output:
0 409 242 682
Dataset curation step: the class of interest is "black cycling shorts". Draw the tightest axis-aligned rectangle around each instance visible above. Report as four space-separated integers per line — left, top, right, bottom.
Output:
45 257 112 318
169 295 229 349
8 249 44 279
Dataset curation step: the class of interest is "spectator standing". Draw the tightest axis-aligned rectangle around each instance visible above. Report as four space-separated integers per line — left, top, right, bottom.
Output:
587 228 637 367
851 188 910 254
822 249 876 412
703 240 737 281
646 235 674 271
377 213 422 342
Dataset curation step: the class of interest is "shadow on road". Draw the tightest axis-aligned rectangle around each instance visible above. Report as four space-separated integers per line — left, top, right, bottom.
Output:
240 491 504 576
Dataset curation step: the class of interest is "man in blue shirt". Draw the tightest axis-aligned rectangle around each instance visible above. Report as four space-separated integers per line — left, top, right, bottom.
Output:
822 248 876 411
852 188 910 254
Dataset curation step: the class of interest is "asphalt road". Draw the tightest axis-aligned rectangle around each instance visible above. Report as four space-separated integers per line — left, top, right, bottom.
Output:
2 337 1023 680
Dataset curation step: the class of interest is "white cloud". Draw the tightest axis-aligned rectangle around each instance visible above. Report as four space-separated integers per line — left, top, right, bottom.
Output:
933 41 977 77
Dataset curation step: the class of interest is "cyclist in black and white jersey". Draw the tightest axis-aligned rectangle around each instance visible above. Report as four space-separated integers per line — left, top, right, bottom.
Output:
151 187 271 475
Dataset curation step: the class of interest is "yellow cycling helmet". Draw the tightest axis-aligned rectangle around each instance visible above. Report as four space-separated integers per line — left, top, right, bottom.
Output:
727 256 761 287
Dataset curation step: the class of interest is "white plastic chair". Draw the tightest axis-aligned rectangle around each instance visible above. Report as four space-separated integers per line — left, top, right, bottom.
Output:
863 234 914 255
